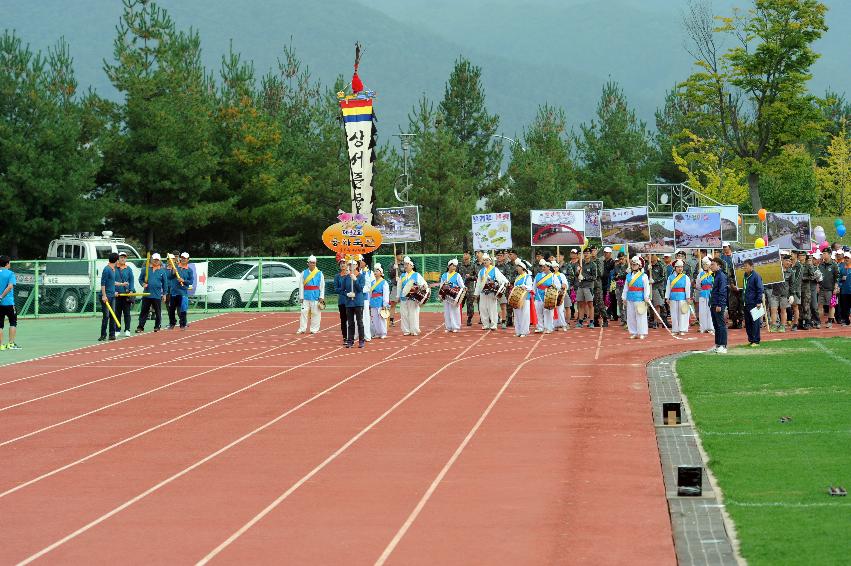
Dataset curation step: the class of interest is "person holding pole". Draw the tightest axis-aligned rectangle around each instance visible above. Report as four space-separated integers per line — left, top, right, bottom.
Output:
99 253 120 341
622 255 651 339
136 253 167 333
114 251 136 337
168 252 194 330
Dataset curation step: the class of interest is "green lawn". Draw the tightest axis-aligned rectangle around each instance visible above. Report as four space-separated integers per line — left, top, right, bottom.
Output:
677 338 851 566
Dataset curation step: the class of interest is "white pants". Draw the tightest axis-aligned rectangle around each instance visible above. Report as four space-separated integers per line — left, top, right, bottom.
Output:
370 307 387 338
670 300 689 333
355 299 371 340
479 294 499 329
626 301 649 336
443 300 461 331
400 300 420 335
514 300 530 336
299 300 321 333
698 296 713 332
535 301 554 332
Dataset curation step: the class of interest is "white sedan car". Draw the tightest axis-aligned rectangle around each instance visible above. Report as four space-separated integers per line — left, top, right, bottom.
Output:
206 261 301 308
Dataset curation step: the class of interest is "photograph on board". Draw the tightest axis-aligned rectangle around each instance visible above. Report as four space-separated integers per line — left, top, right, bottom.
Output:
374 206 421 243
530 209 586 246
472 212 512 251
688 205 739 243
600 206 650 244
732 245 784 288
674 212 722 248
766 213 811 251
630 216 675 254
565 200 602 238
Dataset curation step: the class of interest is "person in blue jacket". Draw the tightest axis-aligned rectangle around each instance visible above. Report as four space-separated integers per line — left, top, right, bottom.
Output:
341 259 366 348
334 259 350 345
136 253 168 333
168 252 195 330
0 255 21 350
114 251 136 337
99 252 119 341
741 259 764 347
708 257 728 353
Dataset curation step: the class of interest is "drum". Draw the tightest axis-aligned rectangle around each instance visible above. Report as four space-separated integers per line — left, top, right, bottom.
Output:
403 281 430 305
438 283 451 301
635 301 647 315
680 301 690 314
379 307 390 319
482 279 502 295
508 285 527 309
543 286 559 310
318 298 326 310
450 285 467 306
556 288 566 307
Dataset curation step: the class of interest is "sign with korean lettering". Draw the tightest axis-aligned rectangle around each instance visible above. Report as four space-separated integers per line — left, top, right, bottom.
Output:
340 97 376 225
530 209 586 246
322 220 383 255
472 212 512 250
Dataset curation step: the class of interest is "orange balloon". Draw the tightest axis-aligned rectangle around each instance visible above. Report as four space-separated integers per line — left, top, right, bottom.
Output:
322 221 383 255
757 208 767 221
738 215 743 225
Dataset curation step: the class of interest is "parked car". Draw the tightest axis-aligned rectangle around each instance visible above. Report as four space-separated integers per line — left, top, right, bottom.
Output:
206 261 301 308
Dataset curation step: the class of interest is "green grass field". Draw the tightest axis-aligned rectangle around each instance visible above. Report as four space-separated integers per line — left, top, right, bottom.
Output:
677 338 851 566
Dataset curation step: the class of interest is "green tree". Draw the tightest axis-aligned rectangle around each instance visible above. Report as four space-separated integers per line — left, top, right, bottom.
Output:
759 144 818 213
574 81 656 206
816 121 850 215
671 130 749 205
488 104 575 251
0 32 101 258
101 0 223 251
655 87 704 184
679 0 828 211
437 57 502 199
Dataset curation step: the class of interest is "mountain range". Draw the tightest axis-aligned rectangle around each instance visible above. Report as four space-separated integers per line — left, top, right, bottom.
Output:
4 0 849 142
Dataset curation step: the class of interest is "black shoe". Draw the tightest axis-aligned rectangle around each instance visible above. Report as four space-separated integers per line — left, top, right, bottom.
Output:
358 340 365 348
603 319 609 328
135 328 144 334
466 316 473 327
109 336 116 341
345 342 352 348
98 336 106 342
154 327 160 332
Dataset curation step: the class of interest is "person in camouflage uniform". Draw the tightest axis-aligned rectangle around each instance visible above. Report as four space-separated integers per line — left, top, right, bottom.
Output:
788 252 803 330
591 247 608 327
458 251 478 326
721 245 742 328
797 251 815 329
817 251 840 327
576 248 598 328
613 252 629 326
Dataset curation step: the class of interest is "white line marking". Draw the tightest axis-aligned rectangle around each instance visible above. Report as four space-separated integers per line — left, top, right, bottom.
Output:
725 500 847 508
810 340 851 367
374 336 544 565
17 325 448 565
195 332 492 565
594 324 604 360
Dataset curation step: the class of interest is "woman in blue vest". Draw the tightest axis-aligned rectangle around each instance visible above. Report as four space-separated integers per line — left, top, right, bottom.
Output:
665 259 692 336
369 263 390 339
696 256 715 334
440 259 465 332
622 256 651 339
512 259 535 337
533 260 560 334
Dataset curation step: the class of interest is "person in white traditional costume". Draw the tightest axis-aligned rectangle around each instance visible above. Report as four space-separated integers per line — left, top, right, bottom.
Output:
297 255 325 334
696 256 715 334
552 261 569 332
397 256 427 336
665 259 693 336
357 256 374 342
474 254 508 330
438 259 464 332
622 256 651 339
534 260 561 333
368 263 390 339
512 259 535 337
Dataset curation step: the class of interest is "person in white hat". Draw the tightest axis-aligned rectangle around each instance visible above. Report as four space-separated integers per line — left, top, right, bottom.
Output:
167 251 195 330
368 263 390 339
665 259 692 336
512 258 535 337
533 259 561 333
398 256 427 335
622 256 651 339
551 261 569 332
474 253 508 331
136 252 168 333
439 258 465 332
356 256 374 342
696 256 715 334
297 254 325 334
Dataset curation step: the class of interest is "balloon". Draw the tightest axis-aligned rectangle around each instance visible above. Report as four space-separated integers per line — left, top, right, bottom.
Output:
758 209 767 221
815 233 826 244
748 224 757 235
820 240 830 251
839 225 847 237
755 237 765 248
738 215 743 225
835 218 844 227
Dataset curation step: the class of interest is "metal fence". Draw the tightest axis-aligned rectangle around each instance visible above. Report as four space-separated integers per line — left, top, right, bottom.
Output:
9 254 467 318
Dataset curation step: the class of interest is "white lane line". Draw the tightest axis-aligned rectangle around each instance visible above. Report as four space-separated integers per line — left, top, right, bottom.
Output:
17 325 446 565
0 318 297 413
374 336 544 565
810 340 851 367
0 314 287 389
0 321 308 447
594 324 605 360
195 330 490 565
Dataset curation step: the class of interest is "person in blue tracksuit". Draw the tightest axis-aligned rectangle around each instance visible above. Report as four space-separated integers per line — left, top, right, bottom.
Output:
168 252 195 330
0 255 20 350
99 253 119 341
334 259 350 344
114 252 136 336
136 253 168 333
741 259 764 346
708 258 728 353
342 260 366 348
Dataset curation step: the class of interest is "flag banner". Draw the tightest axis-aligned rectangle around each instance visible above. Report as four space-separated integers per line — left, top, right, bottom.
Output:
530 209 586 246
630 216 675 254
565 200 603 238
375 206 421 243
601 206 650 245
339 96 376 226
766 213 812 251
472 212 512 250
732 245 784 288
687 205 739 243
674 212 722 248
189 262 208 296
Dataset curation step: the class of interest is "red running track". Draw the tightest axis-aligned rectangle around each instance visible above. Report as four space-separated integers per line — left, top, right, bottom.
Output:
1 312 844 564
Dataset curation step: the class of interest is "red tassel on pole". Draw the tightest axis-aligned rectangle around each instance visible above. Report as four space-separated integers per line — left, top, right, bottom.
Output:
529 292 538 327
351 42 364 93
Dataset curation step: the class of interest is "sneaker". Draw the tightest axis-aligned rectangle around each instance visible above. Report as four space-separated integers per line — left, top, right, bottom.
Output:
639 335 646 340
167 325 175 330
575 322 583 329
716 346 727 354
124 330 131 337
827 321 833 329
109 336 116 341
0 343 6 351
706 346 717 353
358 340 365 348
588 322 596 328
154 328 160 333
629 334 637 340
778 326 786 333
7 343 21 350
98 336 106 342
750 342 759 348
